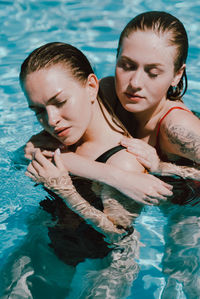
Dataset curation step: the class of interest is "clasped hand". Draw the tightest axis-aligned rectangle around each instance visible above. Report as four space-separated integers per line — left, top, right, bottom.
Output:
26 148 68 188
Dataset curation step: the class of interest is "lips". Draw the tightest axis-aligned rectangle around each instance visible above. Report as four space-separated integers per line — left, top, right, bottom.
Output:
54 127 71 137
124 92 144 102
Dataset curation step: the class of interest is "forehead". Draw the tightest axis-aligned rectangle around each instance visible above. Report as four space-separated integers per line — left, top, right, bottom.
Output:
24 64 79 105
119 30 177 66
25 64 75 87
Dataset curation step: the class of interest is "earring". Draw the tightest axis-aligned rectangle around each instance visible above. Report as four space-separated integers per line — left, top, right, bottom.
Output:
172 85 177 93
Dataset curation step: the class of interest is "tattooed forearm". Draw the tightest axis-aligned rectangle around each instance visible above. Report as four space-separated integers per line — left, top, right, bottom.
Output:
42 174 127 243
158 162 200 180
164 122 200 163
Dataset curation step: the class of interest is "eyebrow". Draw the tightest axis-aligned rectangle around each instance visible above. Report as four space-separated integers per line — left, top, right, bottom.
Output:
28 90 62 109
119 56 163 67
47 90 63 105
145 63 163 68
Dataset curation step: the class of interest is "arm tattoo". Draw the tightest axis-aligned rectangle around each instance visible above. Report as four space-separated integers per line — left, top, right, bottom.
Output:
164 121 200 162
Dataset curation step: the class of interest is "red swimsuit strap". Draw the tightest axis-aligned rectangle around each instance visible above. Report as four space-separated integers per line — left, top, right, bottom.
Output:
156 106 191 140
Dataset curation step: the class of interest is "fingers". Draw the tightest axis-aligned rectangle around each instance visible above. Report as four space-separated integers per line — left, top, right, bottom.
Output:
135 156 151 169
25 170 38 182
136 198 154 206
160 182 173 193
31 158 45 174
153 183 173 198
33 148 52 168
121 137 145 147
121 138 160 172
24 142 35 160
42 150 54 158
162 181 173 191
24 153 33 160
146 197 159 205
148 174 173 190
54 148 65 170
142 195 163 205
121 138 158 158
26 149 51 179
121 138 153 152
27 161 40 176
26 163 42 184
145 187 172 204
154 182 173 197
142 175 173 203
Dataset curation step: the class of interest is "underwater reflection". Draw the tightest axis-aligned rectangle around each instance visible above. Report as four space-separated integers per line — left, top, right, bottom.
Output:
160 176 200 299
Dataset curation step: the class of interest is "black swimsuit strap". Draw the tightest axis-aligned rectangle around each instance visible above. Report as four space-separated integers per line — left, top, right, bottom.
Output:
95 145 126 163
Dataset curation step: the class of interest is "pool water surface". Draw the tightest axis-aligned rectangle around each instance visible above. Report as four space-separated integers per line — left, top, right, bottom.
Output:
0 1 200 298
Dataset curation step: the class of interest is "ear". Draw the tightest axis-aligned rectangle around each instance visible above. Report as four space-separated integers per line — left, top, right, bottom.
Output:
87 73 99 103
171 64 186 86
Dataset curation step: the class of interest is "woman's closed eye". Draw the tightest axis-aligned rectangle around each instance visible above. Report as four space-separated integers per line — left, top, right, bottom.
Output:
145 66 162 78
55 99 67 107
117 59 137 71
30 107 45 116
148 72 159 78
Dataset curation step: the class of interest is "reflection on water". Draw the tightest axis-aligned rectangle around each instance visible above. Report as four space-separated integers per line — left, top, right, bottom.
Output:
162 205 200 299
0 183 140 299
0 0 200 298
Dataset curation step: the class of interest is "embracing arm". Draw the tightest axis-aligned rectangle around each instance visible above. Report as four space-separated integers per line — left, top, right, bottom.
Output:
60 150 173 205
23 130 173 204
120 136 200 180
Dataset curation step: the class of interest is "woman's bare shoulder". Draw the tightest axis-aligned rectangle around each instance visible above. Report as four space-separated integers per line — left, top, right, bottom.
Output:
161 101 200 127
106 147 144 173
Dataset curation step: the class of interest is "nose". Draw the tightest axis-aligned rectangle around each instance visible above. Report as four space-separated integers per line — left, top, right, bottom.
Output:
129 69 143 90
46 106 60 127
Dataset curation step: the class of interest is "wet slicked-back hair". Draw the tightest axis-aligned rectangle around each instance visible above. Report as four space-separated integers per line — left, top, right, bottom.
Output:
117 11 188 100
20 42 94 87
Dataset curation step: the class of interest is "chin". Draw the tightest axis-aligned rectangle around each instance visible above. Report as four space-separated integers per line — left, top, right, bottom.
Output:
123 104 139 113
62 137 79 147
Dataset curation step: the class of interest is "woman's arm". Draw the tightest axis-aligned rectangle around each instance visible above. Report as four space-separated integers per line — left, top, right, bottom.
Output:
120 137 200 180
160 109 200 164
59 151 173 205
157 162 200 180
26 149 127 243
24 132 173 204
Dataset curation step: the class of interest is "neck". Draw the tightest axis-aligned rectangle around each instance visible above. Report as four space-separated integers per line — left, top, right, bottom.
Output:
72 99 124 156
134 98 167 141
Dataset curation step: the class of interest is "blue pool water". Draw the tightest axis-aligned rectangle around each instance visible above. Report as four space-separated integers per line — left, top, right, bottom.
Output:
0 1 200 298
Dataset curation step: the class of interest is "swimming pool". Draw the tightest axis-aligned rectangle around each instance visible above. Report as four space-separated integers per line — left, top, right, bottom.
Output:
0 0 200 298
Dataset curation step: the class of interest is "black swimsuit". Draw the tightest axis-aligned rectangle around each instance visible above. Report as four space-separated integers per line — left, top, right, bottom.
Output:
40 145 126 266
95 145 125 162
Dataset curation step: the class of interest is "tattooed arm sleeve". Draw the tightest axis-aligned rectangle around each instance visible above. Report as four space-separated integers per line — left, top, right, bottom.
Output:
164 121 200 164
43 174 127 243
156 161 200 180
